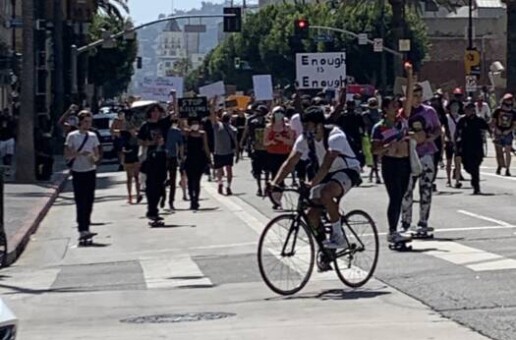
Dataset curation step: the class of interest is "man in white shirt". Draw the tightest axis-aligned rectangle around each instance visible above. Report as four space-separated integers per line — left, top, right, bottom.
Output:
475 95 491 122
65 110 100 240
271 106 361 250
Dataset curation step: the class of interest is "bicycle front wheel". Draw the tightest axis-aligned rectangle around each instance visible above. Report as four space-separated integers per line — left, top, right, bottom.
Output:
257 214 315 295
334 210 379 288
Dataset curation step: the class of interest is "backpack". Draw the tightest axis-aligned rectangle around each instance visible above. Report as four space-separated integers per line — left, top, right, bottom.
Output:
306 125 362 187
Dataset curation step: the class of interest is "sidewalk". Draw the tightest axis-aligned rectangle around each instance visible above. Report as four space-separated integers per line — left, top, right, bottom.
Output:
3 156 69 265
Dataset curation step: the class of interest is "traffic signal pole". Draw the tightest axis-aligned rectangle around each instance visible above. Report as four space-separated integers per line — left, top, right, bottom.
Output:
70 13 236 96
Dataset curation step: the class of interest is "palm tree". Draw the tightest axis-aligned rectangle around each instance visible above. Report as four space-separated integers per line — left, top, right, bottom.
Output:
506 2 516 93
16 0 35 182
96 0 129 21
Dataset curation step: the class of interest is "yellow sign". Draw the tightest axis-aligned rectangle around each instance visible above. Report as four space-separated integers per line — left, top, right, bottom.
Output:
464 50 481 75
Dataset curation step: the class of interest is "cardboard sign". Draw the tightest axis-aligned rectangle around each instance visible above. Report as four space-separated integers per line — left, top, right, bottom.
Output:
296 52 346 90
253 75 273 101
178 97 209 119
199 81 226 99
138 76 184 101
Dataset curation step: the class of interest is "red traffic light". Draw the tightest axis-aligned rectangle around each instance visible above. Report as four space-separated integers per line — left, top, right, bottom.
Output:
294 19 309 38
298 20 307 28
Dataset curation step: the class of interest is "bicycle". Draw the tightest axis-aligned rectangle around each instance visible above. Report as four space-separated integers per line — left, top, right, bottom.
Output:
257 184 379 296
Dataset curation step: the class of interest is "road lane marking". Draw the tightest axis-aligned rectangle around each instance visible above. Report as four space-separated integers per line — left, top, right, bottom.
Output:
140 255 212 289
480 171 516 181
458 210 512 226
411 241 516 272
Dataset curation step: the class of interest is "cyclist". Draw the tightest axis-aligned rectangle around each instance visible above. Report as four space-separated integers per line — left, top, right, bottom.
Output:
270 106 362 250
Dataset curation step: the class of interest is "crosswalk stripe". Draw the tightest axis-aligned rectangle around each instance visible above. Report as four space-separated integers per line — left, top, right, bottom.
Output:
139 255 213 289
411 240 516 272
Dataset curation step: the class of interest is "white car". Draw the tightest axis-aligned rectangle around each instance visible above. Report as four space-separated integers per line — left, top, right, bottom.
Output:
92 113 118 160
0 299 17 339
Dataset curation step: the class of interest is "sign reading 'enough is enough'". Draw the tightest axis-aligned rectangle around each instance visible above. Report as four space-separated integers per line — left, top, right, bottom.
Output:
296 52 346 90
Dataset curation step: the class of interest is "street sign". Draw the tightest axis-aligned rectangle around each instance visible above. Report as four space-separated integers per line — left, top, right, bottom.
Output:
184 24 207 33
178 97 209 119
5 18 22 28
314 34 333 43
399 39 411 52
465 75 477 93
358 33 368 45
295 52 346 89
373 38 383 52
464 49 481 76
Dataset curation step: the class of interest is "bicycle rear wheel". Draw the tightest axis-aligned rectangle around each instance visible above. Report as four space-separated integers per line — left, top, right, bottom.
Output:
334 210 379 288
257 214 315 295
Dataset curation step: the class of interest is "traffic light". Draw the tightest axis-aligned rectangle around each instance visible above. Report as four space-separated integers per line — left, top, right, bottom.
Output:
223 7 242 33
234 57 241 69
294 19 309 39
136 56 142 69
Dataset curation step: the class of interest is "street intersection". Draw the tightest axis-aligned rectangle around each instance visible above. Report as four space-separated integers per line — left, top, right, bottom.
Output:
0 145 515 340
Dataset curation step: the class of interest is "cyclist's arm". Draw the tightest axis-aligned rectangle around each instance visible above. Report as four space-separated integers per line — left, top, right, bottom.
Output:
310 150 337 187
271 150 301 186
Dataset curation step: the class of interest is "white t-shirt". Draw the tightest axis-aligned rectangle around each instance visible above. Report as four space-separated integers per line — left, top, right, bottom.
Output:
293 127 361 173
65 130 100 172
475 102 491 121
289 113 303 138
446 114 458 143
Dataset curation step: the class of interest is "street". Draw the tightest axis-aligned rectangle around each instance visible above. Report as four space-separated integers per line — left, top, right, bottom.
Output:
1 144 515 340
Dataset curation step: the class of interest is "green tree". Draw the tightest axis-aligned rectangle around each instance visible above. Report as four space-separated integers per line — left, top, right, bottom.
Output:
88 14 138 99
191 3 429 92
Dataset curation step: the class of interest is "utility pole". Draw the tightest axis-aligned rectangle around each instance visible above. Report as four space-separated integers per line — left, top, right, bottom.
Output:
53 0 64 120
16 0 35 182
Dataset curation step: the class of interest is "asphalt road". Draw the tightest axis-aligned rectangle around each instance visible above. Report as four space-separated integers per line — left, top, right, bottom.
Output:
0 142 514 339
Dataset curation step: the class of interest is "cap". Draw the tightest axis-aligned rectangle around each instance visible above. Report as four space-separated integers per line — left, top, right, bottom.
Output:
367 97 378 107
272 106 285 114
453 87 463 95
502 93 514 101
464 101 475 109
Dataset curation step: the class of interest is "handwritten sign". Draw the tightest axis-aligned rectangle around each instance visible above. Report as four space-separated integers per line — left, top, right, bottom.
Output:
296 52 346 90
137 76 184 101
178 97 209 119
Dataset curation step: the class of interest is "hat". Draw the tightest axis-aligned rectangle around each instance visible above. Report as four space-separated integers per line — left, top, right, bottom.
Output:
502 93 514 101
367 97 378 107
453 87 463 95
464 101 475 109
272 106 285 114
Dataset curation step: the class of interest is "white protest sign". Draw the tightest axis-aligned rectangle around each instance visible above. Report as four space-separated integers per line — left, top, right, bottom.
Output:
465 75 477 92
199 81 226 99
402 80 434 102
296 52 346 90
138 76 184 101
252 74 274 101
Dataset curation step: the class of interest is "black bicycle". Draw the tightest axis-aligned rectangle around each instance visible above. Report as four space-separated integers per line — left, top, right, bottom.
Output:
257 184 379 295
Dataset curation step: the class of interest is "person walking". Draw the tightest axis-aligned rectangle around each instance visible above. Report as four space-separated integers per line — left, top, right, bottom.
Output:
184 118 212 210
64 110 100 240
363 97 382 184
210 106 239 196
455 101 491 194
165 117 184 210
491 93 516 176
120 129 141 204
143 130 168 221
372 97 412 243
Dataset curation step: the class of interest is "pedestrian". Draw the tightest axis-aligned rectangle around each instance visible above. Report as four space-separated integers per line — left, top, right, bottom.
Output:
429 93 447 191
332 100 366 169
401 82 442 234
363 97 382 184
0 109 16 175
143 130 167 221
64 110 100 240
491 93 516 176
444 99 463 188
121 129 141 204
455 101 491 194
264 106 295 191
240 104 270 196
111 109 128 171
210 105 239 196
234 109 247 159
165 116 184 210
184 118 212 210
372 96 411 244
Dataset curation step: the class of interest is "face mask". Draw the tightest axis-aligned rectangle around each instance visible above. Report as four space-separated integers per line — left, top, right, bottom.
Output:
191 124 200 131
274 113 284 122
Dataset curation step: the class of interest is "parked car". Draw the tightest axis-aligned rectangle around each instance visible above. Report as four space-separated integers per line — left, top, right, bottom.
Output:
92 113 118 161
0 298 18 339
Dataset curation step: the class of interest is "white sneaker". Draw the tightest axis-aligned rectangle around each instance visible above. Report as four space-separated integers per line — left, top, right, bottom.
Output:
323 232 348 249
387 231 412 243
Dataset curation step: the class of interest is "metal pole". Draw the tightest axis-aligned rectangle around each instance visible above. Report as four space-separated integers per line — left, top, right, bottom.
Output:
71 44 78 96
468 0 473 50
380 1 387 90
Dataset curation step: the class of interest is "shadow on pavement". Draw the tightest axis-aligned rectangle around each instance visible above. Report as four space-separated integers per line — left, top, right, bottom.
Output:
267 289 391 301
0 283 90 295
149 224 196 229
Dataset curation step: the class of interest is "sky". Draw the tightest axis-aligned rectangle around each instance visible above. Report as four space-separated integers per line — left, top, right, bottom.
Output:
127 0 226 24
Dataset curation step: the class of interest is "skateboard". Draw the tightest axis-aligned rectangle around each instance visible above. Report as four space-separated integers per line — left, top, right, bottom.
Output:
148 218 165 227
388 239 412 251
78 233 98 246
411 230 434 240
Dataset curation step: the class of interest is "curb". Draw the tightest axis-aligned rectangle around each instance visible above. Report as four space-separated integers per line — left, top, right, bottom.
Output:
5 171 70 266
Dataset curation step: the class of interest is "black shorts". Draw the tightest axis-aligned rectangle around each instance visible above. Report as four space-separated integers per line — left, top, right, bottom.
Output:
214 154 234 169
445 142 456 160
251 150 268 178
